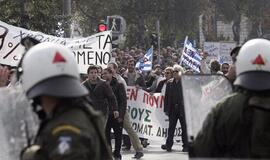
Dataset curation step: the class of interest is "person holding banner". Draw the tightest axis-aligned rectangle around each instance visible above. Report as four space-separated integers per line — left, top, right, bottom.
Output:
154 67 174 94
161 65 188 152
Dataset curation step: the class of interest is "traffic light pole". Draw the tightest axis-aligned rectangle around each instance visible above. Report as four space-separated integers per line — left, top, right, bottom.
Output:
157 20 161 63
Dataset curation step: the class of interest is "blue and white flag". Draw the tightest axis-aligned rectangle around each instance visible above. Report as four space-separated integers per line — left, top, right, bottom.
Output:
135 46 153 72
180 37 202 73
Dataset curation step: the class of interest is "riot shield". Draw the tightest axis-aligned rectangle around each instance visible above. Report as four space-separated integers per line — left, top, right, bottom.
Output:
0 85 39 160
181 74 232 143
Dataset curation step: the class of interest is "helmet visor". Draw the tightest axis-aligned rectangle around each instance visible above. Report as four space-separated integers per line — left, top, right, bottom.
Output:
234 71 270 91
27 76 88 98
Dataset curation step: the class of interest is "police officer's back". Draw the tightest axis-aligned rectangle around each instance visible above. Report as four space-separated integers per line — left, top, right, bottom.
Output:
20 43 112 160
192 39 270 158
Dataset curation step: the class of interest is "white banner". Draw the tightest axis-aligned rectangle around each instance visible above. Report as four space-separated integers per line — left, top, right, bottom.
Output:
204 42 236 64
219 42 236 64
126 87 181 141
0 21 112 73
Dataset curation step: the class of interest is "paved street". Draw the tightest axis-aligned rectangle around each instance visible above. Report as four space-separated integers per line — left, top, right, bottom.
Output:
119 140 189 160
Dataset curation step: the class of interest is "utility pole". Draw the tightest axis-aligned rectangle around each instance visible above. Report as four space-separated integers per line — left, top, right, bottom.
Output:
137 0 146 48
63 0 72 37
20 0 29 28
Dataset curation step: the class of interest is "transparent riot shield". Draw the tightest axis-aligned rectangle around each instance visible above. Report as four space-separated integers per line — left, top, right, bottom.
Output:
0 85 39 160
181 74 233 143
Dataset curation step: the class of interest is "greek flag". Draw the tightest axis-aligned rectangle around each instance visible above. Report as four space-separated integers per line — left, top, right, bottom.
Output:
135 46 153 72
180 36 202 73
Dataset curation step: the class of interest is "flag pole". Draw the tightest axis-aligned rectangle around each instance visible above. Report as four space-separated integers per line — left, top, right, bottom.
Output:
151 45 154 70
157 20 160 64
180 36 188 66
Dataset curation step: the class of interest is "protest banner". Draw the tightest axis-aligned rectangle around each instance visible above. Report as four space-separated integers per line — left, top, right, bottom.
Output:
204 42 236 64
219 42 236 64
0 21 112 73
126 86 181 141
180 37 202 73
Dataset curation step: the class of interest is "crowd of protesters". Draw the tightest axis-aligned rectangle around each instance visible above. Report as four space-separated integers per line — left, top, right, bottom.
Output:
109 45 237 86
0 37 239 160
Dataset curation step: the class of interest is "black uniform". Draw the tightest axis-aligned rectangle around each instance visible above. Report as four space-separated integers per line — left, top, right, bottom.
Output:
23 100 112 160
164 78 188 150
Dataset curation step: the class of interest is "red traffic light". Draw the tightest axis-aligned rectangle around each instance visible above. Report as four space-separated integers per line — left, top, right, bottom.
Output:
98 23 107 32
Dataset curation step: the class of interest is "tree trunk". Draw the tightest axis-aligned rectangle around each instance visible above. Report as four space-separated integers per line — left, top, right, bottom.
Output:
232 14 241 44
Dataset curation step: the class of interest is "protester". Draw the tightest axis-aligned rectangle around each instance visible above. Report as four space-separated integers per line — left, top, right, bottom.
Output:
209 59 222 74
0 65 10 87
122 58 146 89
108 62 127 89
161 64 188 152
225 46 241 83
82 65 119 125
97 65 103 77
108 62 144 159
220 62 229 74
146 64 164 92
191 39 270 158
121 58 149 149
153 67 173 94
20 42 112 160
102 68 126 160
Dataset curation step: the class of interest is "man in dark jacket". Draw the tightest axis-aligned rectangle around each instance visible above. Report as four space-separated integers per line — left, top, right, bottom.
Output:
82 65 119 124
108 62 144 159
161 65 188 152
20 43 112 160
154 67 173 94
102 68 126 160
191 39 270 158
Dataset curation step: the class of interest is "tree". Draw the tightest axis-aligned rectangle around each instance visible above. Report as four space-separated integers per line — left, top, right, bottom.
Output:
0 0 63 35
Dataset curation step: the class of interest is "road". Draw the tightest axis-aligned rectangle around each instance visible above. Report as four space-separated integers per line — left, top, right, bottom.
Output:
119 140 189 160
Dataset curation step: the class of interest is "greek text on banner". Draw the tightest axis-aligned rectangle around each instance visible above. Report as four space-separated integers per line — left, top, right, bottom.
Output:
0 20 112 73
125 86 182 141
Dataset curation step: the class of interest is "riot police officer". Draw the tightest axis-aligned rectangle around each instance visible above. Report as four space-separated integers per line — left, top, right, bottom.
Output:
20 43 112 160
191 39 270 158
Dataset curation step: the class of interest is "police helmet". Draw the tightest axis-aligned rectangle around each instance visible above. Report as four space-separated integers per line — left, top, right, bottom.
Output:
21 42 88 98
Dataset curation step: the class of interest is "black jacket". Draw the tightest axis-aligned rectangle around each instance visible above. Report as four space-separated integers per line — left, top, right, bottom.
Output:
82 77 118 116
154 79 167 93
164 78 184 114
109 77 127 119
